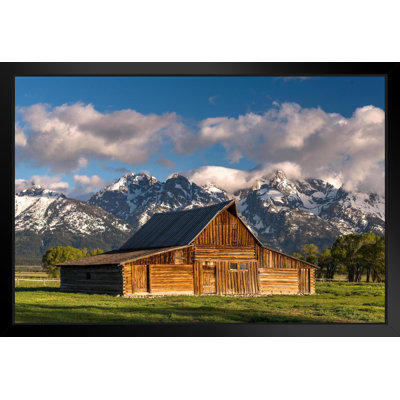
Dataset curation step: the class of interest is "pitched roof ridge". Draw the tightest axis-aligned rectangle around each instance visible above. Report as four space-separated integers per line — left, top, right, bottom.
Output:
119 200 236 250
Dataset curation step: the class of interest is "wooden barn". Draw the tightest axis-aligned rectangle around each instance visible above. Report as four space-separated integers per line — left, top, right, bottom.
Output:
58 200 318 296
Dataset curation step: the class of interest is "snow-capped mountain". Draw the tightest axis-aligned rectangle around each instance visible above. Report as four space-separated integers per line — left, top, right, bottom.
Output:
15 170 385 260
237 170 385 253
88 172 230 230
88 170 384 254
15 186 133 259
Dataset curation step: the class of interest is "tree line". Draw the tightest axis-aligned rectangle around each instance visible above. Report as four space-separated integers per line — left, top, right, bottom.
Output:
42 246 103 277
293 233 385 282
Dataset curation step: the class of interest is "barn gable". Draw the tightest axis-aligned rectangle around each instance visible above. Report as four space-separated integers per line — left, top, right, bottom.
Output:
119 200 240 250
195 208 258 247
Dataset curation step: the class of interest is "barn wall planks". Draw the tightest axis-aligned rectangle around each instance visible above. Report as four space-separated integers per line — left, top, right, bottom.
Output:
194 260 259 295
217 261 259 295
298 268 312 294
123 264 194 295
195 210 256 247
259 268 299 294
202 264 217 294
310 268 316 294
195 245 256 261
150 264 194 294
127 247 193 265
122 264 148 295
256 246 316 270
60 265 123 295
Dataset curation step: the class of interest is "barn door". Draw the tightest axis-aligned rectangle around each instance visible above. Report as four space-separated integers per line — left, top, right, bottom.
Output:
202 262 217 294
132 265 148 293
299 269 310 294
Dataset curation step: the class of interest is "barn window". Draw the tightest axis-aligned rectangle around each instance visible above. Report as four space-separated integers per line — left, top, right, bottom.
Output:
230 263 238 270
86 272 91 280
239 263 247 270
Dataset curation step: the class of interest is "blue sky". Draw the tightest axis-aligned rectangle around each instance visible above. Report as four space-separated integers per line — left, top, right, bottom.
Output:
15 76 385 197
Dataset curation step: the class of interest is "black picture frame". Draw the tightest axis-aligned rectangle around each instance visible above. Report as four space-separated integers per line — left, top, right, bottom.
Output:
2 62 399 337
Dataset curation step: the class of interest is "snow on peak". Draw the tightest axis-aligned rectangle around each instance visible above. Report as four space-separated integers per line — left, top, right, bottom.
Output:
202 183 224 194
100 172 158 195
269 169 288 185
252 179 266 191
17 185 65 198
169 173 187 180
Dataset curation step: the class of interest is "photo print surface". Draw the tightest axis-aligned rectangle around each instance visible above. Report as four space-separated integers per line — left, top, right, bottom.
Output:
14 76 385 324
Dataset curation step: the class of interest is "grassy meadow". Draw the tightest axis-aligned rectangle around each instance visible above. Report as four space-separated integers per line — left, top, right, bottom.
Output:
14 279 385 324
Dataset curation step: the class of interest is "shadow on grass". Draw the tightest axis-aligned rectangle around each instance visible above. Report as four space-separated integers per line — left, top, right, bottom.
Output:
15 302 317 324
15 287 60 293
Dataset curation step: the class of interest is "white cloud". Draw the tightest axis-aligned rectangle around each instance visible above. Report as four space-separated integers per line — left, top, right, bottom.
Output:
71 174 105 196
15 175 69 193
182 162 303 194
16 102 186 173
15 124 27 147
179 103 385 194
15 173 105 199
73 174 104 188
16 101 385 194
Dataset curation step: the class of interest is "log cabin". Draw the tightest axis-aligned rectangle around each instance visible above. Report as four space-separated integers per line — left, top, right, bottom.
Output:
58 200 318 296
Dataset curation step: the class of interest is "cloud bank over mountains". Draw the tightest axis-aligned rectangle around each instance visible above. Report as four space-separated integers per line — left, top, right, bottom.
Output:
15 175 69 193
16 101 385 195
180 163 303 194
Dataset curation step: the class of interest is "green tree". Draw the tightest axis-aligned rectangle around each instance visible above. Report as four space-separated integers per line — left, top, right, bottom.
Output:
42 246 103 278
88 248 104 256
331 234 365 282
317 248 336 280
301 243 319 265
292 251 304 260
358 234 385 282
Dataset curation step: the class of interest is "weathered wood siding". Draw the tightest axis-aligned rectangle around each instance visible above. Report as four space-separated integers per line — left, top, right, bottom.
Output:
122 263 194 295
127 247 193 265
256 245 316 270
195 209 256 246
299 268 311 294
150 264 194 294
258 268 299 294
310 268 316 294
195 245 256 261
202 264 217 294
194 261 259 295
60 265 123 295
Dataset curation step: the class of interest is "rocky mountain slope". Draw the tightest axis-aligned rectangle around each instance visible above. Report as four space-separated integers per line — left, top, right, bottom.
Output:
237 170 384 253
88 170 385 254
87 172 229 230
15 186 133 259
15 170 385 260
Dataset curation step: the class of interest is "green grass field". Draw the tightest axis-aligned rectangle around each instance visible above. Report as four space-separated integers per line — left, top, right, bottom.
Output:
14 280 385 324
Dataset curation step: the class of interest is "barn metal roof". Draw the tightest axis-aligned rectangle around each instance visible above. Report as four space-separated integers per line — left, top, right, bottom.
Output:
57 246 190 267
120 200 237 250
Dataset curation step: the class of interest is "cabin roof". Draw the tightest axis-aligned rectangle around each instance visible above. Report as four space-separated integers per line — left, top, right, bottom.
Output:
119 200 239 250
57 246 190 267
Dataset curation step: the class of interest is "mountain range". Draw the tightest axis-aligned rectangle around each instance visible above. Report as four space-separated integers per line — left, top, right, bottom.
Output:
15 170 385 261
15 186 133 261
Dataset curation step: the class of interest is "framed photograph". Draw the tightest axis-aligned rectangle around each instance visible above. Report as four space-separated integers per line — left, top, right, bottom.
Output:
2 63 399 336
